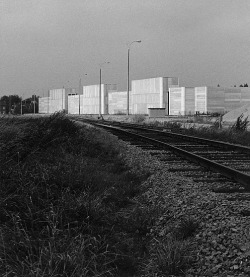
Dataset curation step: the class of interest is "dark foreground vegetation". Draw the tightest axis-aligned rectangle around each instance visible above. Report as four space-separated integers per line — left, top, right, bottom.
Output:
0 113 197 276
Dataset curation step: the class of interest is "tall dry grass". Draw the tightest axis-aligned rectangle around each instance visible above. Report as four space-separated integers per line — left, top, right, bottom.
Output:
0 112 152 276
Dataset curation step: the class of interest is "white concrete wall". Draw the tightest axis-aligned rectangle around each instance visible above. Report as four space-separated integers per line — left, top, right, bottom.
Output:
185 87 195 115
108 91 132 114
241 87 250 105
195 87 207 114
169 87 185 115
131 77 164 114
82 85 104 114
38 97 50 113
82 84 116 114
206 86 225 113
49 89 65 113
68 95 80 114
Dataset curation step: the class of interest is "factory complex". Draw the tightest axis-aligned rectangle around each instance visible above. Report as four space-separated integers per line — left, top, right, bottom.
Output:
39 76 250 116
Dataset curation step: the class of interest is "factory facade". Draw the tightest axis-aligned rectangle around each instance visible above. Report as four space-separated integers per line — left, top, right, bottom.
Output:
39 77 250 116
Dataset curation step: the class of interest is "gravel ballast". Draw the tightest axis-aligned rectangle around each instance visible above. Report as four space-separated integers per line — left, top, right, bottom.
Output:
118 138 250 277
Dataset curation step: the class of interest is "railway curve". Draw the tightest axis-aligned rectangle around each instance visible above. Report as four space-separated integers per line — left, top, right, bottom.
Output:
81 119 250 190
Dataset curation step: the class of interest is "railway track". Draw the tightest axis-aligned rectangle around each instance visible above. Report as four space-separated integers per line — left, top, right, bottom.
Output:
80 119 250 191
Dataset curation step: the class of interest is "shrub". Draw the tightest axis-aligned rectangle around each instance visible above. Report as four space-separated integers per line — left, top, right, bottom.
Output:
231 114 249 132
163 121 182 131
173 217 199 240
132 114 146 123
144 236 196 276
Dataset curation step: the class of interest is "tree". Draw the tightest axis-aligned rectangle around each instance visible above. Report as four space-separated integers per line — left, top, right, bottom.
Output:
244 83 248 87
0 95 9 114
22 95 39 113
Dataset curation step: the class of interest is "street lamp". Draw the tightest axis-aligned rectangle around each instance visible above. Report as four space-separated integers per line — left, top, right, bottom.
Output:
99 62 110 118
20 96 23 115
33 94 36 114
127 40 141 116
79 73 87 115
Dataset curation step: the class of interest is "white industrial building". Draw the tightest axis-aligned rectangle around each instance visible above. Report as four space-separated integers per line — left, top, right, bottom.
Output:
81 84 117 114
195 86 250 114
169 86 250 115
68 95 81 114
131 77 179 114
108 91 132 114
48 88 77 114
38 77 250 116
241 87 250 106
169 87 195 115
38 97 50 114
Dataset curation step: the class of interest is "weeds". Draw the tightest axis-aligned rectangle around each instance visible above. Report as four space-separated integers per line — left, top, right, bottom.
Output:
163 121 182 131
144 236 196 276
231 113 249 132
131 114 146 123
0 112 153 276
0 113 200 276
173 217 199 240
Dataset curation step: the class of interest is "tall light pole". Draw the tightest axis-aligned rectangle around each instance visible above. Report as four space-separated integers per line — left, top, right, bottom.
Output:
20 96 22 115
33 94 36 114
127 40 141 116
99 62 110 118
79 73 87 115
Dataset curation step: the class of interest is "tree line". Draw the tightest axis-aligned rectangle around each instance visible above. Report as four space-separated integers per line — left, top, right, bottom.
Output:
217 83 248 87
0 95 39 114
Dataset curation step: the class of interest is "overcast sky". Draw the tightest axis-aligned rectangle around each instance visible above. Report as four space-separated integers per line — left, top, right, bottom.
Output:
1 0 250 98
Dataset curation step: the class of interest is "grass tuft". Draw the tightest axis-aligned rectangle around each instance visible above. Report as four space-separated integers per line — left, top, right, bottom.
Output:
144 236 196 276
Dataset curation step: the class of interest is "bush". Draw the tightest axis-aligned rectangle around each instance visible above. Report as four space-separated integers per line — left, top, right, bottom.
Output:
173 217 199 240
144 236 196 276
231 114 249 132
132 114 146 123
163 121 182 131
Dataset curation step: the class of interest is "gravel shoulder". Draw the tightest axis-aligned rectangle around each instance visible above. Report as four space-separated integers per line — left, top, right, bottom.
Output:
120 139 250 276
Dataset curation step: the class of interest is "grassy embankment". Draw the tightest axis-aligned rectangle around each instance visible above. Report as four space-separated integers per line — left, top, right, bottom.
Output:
0 113 196 276
136 115 250 147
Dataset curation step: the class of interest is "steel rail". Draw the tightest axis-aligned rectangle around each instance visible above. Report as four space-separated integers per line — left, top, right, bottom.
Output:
106 123 250 155
85 119 250 155
93 122 250 189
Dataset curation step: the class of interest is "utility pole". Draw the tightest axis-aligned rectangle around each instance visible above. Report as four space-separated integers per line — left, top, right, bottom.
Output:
9 95 11 114
20 97 22 115
79 77 82 115
79 74 87 114
127 40 141 116
33 95 36 114
99 62 110 118
99 67 102 117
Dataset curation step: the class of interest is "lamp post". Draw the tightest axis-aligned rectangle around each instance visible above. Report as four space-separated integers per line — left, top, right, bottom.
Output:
79 74 87 115
33 94 36 114
99 62 110 118
127 40 141 116
20 96 22 115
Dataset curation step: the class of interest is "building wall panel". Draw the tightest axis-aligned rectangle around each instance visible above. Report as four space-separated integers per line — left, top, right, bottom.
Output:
131 77 164 114
195 87 207 113
185 87 195 115
68 95 80 114
241 88 250 105
206 86 225 113
82 84 116 114
38 97 50 113
108 91 132 114
169 87 185 115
